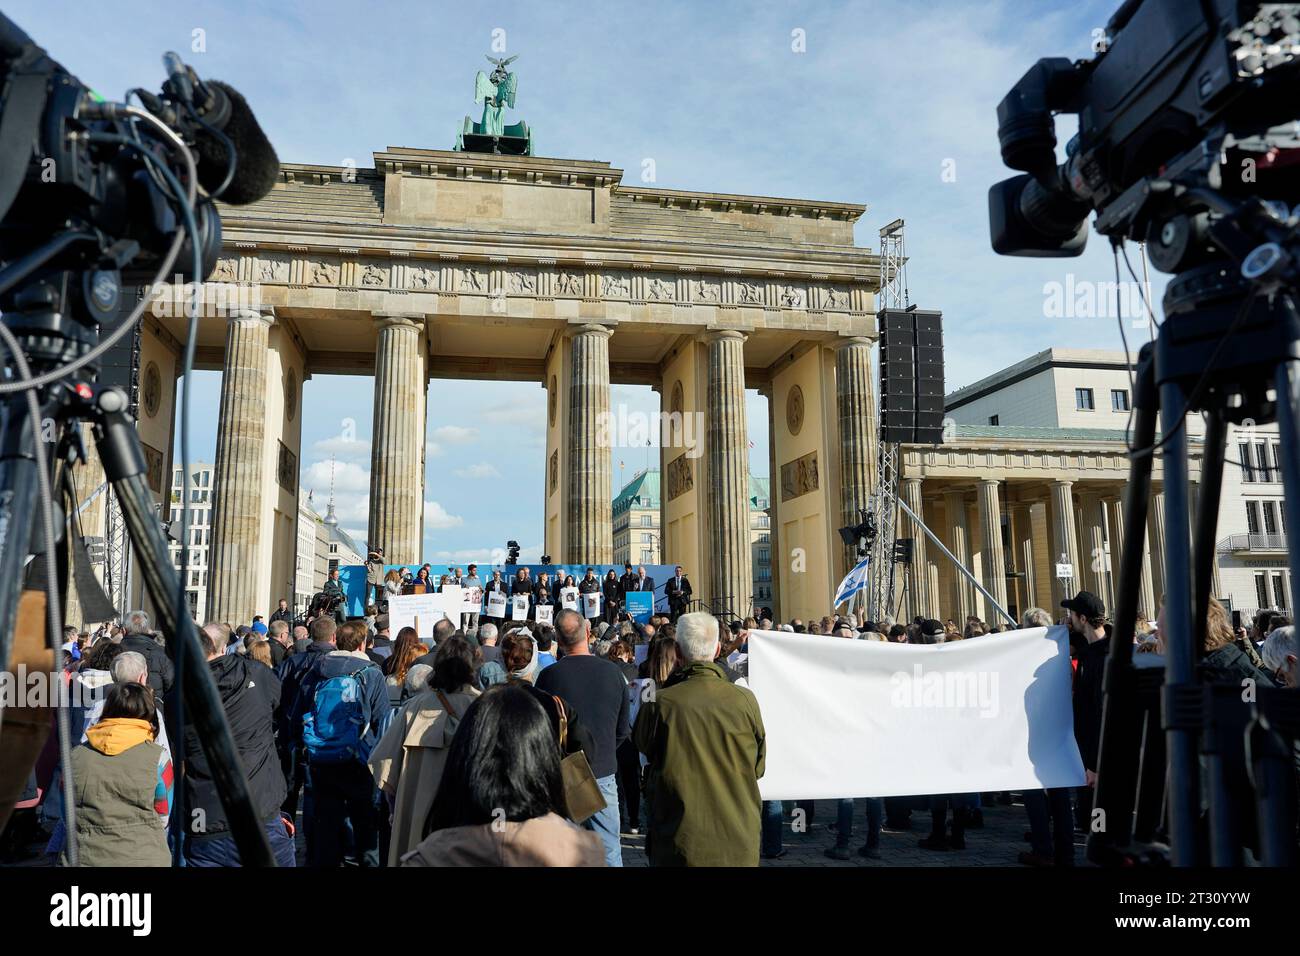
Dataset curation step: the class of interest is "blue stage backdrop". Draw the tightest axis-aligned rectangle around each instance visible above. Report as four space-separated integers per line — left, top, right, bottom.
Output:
337 564 680 620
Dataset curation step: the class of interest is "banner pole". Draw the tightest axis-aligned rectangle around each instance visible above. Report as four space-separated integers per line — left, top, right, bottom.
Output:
896 498 1016 627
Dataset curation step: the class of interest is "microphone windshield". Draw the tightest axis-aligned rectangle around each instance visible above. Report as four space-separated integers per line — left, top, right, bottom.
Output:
196 81 279 205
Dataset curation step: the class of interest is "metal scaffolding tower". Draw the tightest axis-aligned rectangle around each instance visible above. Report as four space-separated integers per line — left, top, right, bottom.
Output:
867 219 908 621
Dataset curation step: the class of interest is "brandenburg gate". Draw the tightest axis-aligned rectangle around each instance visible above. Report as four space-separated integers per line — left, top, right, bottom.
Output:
132 145 881 625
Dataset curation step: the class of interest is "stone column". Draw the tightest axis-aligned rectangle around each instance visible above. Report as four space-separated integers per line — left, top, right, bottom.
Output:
705 330 752 616
207 310 273 624
1050 479 1080 607
1012 502 1036 613
836 337 876 578
1079 492 1108 599
566 324 613 564
944 488 975 618
1106 493 1155 617
369 315 427 565
976 479 1007 622
1148 490 1167 606
901 478 931 620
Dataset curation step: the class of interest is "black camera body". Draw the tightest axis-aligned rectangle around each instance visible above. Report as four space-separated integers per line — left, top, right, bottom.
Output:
990 0 1300 261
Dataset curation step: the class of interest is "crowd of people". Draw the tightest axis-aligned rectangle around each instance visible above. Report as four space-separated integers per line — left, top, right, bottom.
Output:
5 583 1294 868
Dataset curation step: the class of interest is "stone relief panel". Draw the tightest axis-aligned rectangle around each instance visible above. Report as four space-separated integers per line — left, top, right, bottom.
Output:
458 267 486 292
736 280 763 305
693 279 721 303
508 269 538 295
555 271 582 297
257 254 291 283
778 283 807 309
645 274 675 302
359 262 389 287
309 260 339 286
602 274 630 298
407 264 439 291
820 285 849 310
211 257 239 282
780 450 819 502
666 453 694 502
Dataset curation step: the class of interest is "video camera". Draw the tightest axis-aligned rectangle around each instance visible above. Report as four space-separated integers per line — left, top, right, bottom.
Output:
990 0 1300 264
0 13 277 372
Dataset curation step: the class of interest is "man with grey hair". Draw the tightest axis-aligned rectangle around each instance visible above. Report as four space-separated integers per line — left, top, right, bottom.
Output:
477 622 500 665
634 611 766 866
118 609 173 701
1262 626 1297 687
1021 607 1054 629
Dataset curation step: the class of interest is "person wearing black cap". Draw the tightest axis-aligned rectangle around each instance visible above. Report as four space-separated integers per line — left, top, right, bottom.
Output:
1062 590 1108 833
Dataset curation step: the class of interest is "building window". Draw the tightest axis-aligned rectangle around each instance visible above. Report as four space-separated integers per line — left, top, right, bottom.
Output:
641 549 653 563
1274 573 1289 610
1246 501 1260 534
1240 443 1255 482
757 515 770 528
1263 500 1279 535
759 533 770 543
640 515 652 527
1075 388 1094 411
1111 389 1129 411
988 414 999 426
1256 573 1270 609
1256 442 1274 483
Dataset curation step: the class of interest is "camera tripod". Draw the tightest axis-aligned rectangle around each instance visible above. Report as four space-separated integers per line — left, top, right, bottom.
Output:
1089 191 1300 867
0 258 274 865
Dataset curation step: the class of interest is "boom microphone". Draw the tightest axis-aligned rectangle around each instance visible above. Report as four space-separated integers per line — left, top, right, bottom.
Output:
191 80 280 205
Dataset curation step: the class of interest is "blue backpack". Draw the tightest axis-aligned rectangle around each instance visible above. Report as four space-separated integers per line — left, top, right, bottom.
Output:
302 662 378 763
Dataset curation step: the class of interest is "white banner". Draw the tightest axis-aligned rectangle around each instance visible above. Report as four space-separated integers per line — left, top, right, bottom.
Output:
747 626 1085 800
511 594 530 621
486 590 507 618
387 592 452 644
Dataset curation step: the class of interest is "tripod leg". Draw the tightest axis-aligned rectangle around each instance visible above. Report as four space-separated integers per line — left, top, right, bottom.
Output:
1192 411 1226 636
1158 377 1201 866
1090 345 1156 862
92 390 275 866
1274 357 1300 616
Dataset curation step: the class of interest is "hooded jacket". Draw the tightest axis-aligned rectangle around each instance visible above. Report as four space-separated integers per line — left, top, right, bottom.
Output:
65 718 171 867
183 654 286 839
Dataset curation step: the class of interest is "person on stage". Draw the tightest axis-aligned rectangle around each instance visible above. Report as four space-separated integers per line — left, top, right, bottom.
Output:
665 565 692 622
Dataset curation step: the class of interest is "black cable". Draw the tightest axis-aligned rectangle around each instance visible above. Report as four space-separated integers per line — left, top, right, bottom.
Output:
85 131 201 863
183 99 237 200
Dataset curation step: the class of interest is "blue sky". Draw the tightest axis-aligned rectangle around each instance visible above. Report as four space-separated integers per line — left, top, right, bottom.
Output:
10 0 1154 561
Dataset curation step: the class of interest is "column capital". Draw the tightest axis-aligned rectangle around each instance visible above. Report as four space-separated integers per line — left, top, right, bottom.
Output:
230 307 275 327
569 322 614 339
977 477 1001 489
1050 478 1075 490
373 313 425 333
834 335 873 350
702 328 747 345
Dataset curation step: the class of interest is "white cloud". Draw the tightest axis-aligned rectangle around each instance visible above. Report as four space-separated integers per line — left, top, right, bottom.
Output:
431 425 478 444
453 462 501 480
423 500 464 530
302 458 370 495
426 441 443 459
309 435 370 463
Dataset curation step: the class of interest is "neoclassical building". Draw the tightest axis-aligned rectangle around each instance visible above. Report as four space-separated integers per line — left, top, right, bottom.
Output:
105 146 881 626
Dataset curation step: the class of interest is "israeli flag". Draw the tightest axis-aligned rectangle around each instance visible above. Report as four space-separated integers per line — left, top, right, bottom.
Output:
833 555 871 607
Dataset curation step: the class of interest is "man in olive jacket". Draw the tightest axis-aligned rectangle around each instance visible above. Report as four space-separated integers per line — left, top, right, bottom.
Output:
634 611 766 866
